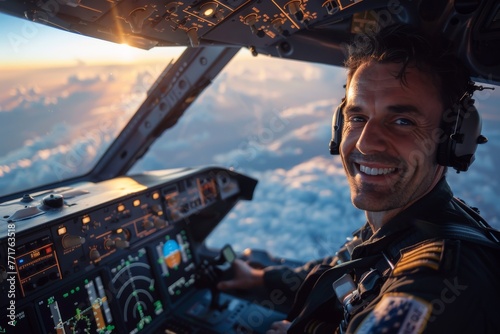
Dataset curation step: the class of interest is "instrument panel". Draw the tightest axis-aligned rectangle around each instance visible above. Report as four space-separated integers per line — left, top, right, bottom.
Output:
2 0 499 85
0 167 284 333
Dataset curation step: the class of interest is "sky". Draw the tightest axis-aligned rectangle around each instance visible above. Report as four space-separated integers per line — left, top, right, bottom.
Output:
0 13 184 69
1 12 499 263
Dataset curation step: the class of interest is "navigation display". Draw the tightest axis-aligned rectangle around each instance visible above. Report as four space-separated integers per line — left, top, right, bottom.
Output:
109 247 164 333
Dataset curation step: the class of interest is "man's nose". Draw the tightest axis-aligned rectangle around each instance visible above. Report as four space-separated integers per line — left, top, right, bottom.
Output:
355 120 388 154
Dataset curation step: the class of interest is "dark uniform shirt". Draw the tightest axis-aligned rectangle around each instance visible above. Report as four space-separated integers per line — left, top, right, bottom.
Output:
262 178 500 333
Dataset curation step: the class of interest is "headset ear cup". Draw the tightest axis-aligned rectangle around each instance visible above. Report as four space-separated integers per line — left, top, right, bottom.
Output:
436 107 456 167
329 99 345 155
452 99 483 171
436 97 484 172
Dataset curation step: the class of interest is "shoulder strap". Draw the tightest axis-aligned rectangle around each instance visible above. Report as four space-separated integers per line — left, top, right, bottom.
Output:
414 219 500 249
287 253 386 332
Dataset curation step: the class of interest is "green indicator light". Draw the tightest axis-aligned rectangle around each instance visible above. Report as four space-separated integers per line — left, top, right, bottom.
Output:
70 289 75 294
75 286 80 292
63 293 69 298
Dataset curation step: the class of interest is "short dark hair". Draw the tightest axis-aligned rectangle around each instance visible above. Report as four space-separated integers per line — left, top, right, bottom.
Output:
345 24 471 109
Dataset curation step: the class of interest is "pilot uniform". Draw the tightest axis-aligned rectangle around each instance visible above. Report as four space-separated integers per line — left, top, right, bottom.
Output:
262 178 500 333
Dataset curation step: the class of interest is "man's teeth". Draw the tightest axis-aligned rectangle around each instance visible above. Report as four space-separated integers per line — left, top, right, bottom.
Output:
359 165 396 175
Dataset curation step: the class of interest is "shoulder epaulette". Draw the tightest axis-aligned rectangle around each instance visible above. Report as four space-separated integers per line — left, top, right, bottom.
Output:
392 239 460 277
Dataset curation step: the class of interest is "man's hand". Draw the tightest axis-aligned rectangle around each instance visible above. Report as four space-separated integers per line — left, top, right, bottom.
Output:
217 259 264 290
266 320 292 334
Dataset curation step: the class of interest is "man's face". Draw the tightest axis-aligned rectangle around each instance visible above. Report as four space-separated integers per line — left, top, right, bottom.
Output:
340 62 444 212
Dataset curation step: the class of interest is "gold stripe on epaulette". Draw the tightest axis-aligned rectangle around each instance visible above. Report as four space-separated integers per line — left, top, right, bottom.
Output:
392 240 444 276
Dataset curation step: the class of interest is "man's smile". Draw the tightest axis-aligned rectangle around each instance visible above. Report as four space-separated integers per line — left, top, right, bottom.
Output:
358 164 397 176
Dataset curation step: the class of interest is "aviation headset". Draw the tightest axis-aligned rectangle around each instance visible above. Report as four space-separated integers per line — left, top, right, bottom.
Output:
328 82 490 172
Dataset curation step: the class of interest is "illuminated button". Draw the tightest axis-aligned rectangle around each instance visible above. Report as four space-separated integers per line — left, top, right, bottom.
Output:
82 216 91 224
117 204 125 212
57 226 67 235
152 192 160 200
133 199 141 207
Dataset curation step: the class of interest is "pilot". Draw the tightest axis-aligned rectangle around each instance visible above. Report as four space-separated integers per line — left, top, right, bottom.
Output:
217 24 500 333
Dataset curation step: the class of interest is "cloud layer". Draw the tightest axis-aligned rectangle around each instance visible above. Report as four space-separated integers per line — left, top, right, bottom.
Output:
0 64 163 195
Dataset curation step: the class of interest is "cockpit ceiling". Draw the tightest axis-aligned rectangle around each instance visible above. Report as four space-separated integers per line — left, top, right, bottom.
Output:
1 0 499 84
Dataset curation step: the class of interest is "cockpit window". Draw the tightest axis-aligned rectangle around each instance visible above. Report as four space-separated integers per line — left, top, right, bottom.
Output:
0 13 184 198
130 50 500 260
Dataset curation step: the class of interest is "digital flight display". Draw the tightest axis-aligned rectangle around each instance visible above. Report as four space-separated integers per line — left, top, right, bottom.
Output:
37 273 114 334
109 247 164 334
154 228 196 304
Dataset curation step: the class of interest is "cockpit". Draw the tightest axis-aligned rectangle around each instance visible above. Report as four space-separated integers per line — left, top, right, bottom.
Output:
1 0 499 333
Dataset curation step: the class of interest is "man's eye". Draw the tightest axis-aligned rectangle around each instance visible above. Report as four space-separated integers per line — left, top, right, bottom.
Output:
394 118 414 126
349 116 366 123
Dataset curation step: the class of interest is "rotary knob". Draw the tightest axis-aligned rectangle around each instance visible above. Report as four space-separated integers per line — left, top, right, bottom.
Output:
42 194 64 209
143 219 155 230
153 217 167 229
104 237 129 249
89 248 101 261
114 238 129 249
62 235 86 249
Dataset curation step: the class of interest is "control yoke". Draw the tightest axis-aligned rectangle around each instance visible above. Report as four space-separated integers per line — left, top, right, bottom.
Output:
195 244 236 310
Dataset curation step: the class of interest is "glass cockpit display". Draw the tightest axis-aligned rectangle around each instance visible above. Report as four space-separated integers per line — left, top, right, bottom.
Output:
154 229 196 304
109 247 164 334
37 273 114 334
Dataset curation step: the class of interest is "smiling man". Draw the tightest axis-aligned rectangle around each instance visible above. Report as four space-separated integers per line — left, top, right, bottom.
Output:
341 60 446 231
218 24 500 333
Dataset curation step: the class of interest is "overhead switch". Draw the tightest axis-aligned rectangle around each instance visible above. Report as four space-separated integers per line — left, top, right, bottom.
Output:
244 14 265 38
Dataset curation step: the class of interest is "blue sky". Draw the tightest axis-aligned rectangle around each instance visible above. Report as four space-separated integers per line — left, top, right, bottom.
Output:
0 12 184 68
